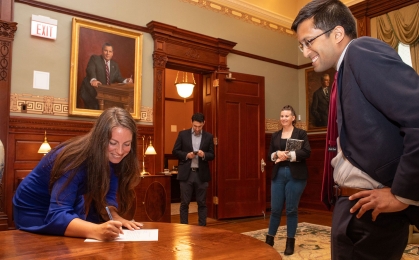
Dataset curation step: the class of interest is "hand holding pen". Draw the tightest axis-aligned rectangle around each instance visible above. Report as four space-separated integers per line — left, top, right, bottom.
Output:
106 206 143 231
106 206 124 236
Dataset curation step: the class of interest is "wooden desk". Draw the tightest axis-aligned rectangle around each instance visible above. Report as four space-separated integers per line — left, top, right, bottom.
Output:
96 83 134 112
0 223 281 259
132 175 171 222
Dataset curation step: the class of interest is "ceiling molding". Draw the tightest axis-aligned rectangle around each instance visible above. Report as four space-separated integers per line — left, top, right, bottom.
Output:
211 0 294 28
182 0 295 36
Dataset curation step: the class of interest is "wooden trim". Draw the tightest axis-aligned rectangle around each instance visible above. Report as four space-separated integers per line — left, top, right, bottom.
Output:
350 0 419 18
349 0 419 37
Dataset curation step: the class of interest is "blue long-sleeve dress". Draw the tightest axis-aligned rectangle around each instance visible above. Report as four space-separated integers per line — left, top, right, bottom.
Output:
13 148 118 235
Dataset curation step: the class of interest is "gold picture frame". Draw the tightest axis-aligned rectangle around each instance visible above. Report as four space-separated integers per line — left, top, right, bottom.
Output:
69 18 143 119
305 67 336 132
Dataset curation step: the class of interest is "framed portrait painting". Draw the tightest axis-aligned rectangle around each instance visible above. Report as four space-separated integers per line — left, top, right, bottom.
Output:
69 18 143 119
305 67 336 132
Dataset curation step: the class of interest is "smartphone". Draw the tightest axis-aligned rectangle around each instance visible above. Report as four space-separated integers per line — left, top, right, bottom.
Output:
193 151 198 155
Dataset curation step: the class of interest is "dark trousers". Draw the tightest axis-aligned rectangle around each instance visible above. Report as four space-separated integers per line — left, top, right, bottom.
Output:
179 169 208 226
332 196 409 260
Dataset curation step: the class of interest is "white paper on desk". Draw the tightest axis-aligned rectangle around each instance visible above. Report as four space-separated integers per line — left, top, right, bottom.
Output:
84 229 158 242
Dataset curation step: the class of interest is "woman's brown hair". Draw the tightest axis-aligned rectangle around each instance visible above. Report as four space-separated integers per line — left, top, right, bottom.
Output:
49 107 140 219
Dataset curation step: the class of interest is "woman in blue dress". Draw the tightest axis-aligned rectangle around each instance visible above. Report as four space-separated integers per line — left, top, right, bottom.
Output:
13 107 142 241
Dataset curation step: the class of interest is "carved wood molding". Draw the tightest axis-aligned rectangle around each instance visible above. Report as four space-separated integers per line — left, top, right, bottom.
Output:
147 21 237 72
0 20 17 40
350 0 419 18
9 116 154 134
349 0 419 36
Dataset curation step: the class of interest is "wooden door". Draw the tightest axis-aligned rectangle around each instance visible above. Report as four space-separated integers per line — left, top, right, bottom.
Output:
210 72 266 219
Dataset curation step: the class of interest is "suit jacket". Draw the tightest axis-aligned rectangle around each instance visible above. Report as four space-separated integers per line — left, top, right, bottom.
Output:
172 129 215 182
269 127 311 180
79 55 126 109
311 86 330 127
337 37 419 224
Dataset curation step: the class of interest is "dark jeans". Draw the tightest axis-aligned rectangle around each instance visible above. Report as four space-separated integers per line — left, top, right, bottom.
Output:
179 169 208 226
268 166 307 238
332 196 409 260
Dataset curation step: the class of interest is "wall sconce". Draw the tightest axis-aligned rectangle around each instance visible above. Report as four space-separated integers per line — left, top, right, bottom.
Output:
174 71 196 99
38 131 51 155
141 136 157 175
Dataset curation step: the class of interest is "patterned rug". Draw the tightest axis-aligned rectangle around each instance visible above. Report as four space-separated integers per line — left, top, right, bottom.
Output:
242 222 419 259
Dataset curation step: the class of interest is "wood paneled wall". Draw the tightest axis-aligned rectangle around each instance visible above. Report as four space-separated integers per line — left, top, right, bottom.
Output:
3 116 154 229
265 133 328 212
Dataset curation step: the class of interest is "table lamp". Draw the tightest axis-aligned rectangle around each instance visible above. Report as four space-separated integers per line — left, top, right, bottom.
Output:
141 136 156 175
38 131 51 156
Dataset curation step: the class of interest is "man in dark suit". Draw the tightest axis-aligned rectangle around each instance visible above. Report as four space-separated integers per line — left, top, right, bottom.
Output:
172 113 215 226
79 43 132 110
292 0 419 259
310 73 330 127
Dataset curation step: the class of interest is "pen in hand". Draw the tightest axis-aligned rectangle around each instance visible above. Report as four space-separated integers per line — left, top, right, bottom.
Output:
106 206 123 235
105 206 113 220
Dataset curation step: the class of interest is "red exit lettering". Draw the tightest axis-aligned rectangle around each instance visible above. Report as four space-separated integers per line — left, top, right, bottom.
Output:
36 24 53 37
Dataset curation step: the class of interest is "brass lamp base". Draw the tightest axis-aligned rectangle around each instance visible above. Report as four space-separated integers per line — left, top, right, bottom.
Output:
140 171 150 176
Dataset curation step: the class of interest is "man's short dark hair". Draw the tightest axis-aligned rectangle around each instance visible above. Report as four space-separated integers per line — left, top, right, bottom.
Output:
291 0 357 40
102 42 113 50
192 113 205 123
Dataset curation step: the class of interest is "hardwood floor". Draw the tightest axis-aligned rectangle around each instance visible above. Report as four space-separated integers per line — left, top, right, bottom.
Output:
171 208 333 233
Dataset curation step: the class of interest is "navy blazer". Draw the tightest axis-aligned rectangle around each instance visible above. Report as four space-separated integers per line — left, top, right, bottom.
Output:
269 127 311 180
172 129 215 182
337 37 419 225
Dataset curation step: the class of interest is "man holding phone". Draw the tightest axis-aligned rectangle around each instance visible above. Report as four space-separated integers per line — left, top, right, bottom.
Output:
172 113 215 226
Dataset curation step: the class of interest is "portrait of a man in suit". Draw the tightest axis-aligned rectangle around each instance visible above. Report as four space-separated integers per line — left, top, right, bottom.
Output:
310 73 331 127
306 67 336 131
79 43 133 110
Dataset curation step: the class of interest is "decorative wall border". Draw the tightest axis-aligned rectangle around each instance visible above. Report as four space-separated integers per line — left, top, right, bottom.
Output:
180 0 295 36
10 93 153 122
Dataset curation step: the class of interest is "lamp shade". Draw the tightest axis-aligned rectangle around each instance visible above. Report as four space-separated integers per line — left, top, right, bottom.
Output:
174 71 196 98
38 131 51 154
145 145 157 155
176 83 195 98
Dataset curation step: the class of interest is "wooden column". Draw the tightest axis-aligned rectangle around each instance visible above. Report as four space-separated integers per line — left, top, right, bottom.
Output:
0 18 17 230
152 53 168 173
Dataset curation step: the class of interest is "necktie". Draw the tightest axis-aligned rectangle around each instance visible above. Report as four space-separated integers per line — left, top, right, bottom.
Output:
321 71 338 209
105 61 110 85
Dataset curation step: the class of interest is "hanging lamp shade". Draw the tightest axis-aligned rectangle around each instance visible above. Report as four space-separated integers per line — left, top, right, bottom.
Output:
174 71 196 98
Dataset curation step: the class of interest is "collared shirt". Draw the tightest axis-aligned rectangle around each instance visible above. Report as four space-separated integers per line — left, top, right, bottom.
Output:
333 40 418 206
191 129 202 168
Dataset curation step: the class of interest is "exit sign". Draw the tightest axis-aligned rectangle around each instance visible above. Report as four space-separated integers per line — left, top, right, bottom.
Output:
31 15 57 40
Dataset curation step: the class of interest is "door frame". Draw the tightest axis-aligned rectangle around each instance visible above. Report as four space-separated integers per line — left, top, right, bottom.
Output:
146 20 236 175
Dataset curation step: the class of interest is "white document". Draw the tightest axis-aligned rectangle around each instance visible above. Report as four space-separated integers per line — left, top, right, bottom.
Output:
84 229 158 242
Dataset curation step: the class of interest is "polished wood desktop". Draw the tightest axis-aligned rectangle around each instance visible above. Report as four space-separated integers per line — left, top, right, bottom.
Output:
96 83 134 112
0 222 281 259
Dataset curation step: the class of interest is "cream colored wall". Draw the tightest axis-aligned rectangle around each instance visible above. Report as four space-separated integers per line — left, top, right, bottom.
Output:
10 0 311 124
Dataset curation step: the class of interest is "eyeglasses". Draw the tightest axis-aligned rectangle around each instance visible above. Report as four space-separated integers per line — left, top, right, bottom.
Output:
298 28 334 52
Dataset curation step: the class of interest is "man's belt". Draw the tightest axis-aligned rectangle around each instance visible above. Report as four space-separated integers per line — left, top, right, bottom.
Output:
191 167 199 171
333 185 367 197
